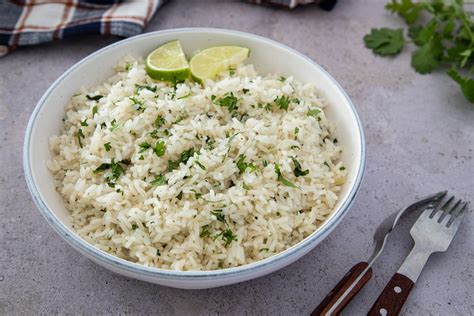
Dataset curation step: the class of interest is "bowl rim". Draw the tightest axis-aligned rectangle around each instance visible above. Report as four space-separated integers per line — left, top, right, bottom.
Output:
23 27 366 280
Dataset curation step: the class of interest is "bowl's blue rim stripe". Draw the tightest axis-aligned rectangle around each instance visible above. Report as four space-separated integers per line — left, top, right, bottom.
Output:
23 27 366 280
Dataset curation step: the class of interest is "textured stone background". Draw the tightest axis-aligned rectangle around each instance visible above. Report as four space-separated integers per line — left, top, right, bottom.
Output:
0 0 473 315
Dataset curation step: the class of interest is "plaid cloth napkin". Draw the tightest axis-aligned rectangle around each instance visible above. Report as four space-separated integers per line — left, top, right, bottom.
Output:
0 0 336 57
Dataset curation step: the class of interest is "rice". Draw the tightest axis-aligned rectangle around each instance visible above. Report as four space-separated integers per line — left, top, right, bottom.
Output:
47 56 346 271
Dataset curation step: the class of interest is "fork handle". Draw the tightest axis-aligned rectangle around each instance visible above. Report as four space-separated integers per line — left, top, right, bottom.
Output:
312 262 372 316
368 273 414 316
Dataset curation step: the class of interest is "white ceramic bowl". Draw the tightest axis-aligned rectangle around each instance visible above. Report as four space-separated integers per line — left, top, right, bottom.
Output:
24 28 366 289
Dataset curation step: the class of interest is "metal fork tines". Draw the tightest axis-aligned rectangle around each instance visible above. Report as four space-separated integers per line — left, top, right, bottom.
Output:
399 194 468 282
369 193 469 316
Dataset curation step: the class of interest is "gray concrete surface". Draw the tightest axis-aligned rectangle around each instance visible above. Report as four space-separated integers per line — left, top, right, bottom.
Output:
1 0 473 315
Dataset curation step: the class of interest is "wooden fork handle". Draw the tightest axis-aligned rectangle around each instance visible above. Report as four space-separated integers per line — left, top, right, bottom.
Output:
312 262 372 316
368 273 414 316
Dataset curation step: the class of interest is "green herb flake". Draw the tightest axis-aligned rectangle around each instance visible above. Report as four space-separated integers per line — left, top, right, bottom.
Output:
80 119 88 127
156 249 161 256
135 84 157 93
236 154 257 174
274 163 298 188
242 88 249 94
86 94 103 101
200 225 211 238
168 148 195 172
222 229 237 246
131 224 138 230
190 189 202 199
275 96 290 110
138 142 151 153
150 174 167 186
262 160 269 167
154 115 166 128
176 191 183 200
109 119 120 132
290 156 309 177
139 155 144 160
92 105 98 116
340 166 346 171
129 96 145 111
104 142 112 152
215 92 238 114
307 108 321 118
153 141 166 157
75 129 85 148
242 182 251 190
177 93 192 100
278 76 286 82
211 209 226 223
195 160 207 170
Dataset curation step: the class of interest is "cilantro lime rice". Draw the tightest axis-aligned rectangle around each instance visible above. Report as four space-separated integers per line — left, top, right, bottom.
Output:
47 56 346 271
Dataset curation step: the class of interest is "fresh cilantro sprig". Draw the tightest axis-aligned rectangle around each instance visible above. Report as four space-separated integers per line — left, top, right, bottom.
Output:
364 0 474 103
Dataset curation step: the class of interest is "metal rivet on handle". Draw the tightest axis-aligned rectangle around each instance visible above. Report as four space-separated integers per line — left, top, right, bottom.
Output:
379 308 388 316
394 286 402 293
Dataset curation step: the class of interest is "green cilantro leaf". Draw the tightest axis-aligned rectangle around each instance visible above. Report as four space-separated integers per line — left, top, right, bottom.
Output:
411 37 444 74
385 0 425 25
364 28 405 56
447 68 474 103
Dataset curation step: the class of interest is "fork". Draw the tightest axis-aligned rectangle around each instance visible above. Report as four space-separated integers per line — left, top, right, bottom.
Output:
368 194 468 316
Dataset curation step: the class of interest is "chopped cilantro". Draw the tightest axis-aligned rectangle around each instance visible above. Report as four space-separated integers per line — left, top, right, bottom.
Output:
92 105 98 116
222 229 237 246
153 141 166 157
93 159 127 186
150 174 167 186
75 129 85 148
242 182 251 190
109 119 120 131
236 154 257 174
139 155 144 160
290 156 309 177
176 191 183 200
242 88 249 94
177 93 192 100
156 249 161 256
274 163 298 188
200 225 211 238
173 115 187 124
154 115 166 128
168 148 195 171
307 108 321 118
190 189 202 199
215 92 238 115
80 119 88 127
129 96 145 111
86 94 103 101
103 142 112 152
211 209 226 223
340 166 346 171
135 84 157 93
262 160 269 167
278 76 286 82
195 160 206 170
275 96 290 110
138 142 151 153
131 224 138 230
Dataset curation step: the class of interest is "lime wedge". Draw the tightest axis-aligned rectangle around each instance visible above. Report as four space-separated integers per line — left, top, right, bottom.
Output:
189 46 250 83
145 40 190 83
